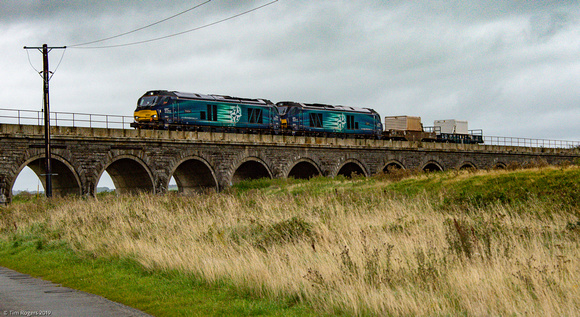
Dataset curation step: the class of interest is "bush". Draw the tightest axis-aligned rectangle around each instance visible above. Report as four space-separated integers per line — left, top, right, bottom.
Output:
255 217 315 249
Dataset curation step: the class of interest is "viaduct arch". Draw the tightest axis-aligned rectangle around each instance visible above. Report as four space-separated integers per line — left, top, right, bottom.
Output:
98 155 155 195
382 160 405 172
286 158 322 179
335 159 368 178
170 156 219 193
230 157 272 185
11 154 82 198
459 161 477 170
422 161 444 172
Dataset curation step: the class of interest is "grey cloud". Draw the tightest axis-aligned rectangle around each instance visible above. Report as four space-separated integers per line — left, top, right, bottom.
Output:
529 11 573 40
1 0 578 141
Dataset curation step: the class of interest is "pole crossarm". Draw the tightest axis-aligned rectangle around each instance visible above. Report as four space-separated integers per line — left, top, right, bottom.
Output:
23 46 67 49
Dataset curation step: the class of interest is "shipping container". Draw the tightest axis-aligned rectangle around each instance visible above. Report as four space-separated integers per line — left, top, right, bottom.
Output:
384 116 423 132
434 119 468 135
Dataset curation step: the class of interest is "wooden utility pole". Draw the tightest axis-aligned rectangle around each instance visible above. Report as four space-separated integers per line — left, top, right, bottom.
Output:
23 44 66 198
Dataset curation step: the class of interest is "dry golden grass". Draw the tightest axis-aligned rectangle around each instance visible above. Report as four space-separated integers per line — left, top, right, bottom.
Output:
2 167 580 316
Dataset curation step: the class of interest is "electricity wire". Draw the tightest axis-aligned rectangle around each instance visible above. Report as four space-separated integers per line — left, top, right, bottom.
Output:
24 1 278 83
26 49 42 79
24 1 211 79
48 48 67 81
69 0 212 47
71 0 279 49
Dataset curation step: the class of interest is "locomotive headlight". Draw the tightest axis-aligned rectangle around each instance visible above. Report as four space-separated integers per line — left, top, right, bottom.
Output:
134 116 139 120
152 114 158 119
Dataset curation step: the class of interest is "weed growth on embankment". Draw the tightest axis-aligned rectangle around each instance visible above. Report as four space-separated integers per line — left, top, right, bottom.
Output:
1 166 579 316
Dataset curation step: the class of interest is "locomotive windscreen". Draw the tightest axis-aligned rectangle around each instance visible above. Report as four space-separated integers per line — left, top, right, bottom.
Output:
137 96 158 109
277 106 288 115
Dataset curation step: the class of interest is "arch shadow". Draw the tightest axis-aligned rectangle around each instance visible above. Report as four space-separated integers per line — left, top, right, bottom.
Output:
422 161 444 172
459 161 477 170
287 159 322 179
171 156 219 193
98 156 155 195
493 162 507 170
231 157 272 185
336 159 368 178
382 160 405 173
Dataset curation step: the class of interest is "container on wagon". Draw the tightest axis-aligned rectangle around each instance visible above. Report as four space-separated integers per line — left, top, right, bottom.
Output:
433 119 468 135
384 116 423 132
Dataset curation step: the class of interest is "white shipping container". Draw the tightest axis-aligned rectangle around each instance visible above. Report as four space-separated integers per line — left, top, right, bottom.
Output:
434 119 468 134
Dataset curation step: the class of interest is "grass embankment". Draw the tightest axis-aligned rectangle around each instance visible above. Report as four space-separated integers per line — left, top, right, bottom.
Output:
1 166 579 316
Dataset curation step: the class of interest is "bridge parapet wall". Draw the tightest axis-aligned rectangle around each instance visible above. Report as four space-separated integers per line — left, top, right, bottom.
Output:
2 124 579 155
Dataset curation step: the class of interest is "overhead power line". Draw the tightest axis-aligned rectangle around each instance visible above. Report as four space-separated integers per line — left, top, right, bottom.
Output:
70 0 279 49
69 0 212 48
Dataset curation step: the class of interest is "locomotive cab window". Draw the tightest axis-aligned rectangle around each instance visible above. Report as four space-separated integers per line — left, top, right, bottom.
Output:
137 96 158 109
309 113 323 128
160 97 172 106
288 107 300 116
248 108 263 124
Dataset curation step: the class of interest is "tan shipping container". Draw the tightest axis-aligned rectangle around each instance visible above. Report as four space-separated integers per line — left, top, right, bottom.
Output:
384 116 423 132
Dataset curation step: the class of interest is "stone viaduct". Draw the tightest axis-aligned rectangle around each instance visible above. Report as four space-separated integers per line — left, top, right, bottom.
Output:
1 123 579 203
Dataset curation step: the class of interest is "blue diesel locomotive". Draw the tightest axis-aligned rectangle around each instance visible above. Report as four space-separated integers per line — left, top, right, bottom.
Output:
276 101 383 138
131 90 280 132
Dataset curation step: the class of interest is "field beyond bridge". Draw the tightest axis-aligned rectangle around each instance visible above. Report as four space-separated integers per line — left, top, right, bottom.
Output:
1 164 579 316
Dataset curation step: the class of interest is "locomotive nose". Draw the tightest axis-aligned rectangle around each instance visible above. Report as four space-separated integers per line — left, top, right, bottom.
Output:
134 109 159 122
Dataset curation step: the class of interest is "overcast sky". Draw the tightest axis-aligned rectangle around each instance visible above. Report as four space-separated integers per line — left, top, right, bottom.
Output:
2 0 579 190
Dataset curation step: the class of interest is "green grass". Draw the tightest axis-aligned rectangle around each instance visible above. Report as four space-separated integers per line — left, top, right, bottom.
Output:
230 166 580 211
387 167 580 210
0 239 316 317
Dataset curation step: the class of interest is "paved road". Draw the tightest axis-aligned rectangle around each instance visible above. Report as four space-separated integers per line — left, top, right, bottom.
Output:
0 266 152 317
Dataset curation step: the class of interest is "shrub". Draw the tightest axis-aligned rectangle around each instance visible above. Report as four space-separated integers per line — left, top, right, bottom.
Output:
255 216 315 248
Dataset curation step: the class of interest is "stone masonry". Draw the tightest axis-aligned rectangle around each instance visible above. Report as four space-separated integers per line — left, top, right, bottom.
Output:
1 123 578 203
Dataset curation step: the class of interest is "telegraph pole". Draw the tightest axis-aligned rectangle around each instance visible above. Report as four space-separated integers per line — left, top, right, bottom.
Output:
23 44 66 198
